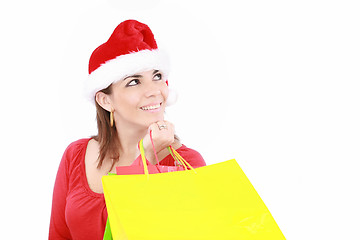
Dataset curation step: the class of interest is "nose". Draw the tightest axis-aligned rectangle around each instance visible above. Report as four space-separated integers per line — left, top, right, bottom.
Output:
144 82 162 98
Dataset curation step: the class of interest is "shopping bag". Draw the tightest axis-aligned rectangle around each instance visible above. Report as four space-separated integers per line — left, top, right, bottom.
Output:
104 135 186 239
103 173 116 240
103 217 113 240
102 140 286 240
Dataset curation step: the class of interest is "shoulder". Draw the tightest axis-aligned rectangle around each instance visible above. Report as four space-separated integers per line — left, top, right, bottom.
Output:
65 138 90 150
63 138 90 157
60 138 91 170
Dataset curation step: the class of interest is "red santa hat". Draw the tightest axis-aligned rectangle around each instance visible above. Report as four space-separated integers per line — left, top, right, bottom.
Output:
84 20 170 101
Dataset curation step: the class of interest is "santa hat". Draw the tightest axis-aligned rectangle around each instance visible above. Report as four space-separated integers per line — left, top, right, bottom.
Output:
84 20 170 102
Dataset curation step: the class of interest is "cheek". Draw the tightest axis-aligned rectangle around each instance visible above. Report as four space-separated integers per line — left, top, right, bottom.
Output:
113 93 140 112
162 87 169 100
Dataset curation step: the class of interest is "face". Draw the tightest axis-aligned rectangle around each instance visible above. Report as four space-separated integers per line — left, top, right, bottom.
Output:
103 69 169 129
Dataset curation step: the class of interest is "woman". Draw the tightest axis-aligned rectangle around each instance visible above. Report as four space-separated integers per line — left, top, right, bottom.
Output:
49 20 206 239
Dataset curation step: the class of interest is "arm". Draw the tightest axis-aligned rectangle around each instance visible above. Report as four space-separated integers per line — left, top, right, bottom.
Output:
49 145 72 240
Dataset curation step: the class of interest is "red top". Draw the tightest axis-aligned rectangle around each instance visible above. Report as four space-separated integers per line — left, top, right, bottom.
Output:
49 138 206 240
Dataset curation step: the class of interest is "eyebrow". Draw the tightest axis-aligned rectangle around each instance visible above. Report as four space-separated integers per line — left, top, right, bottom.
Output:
124 74 142 80
123 70 160 81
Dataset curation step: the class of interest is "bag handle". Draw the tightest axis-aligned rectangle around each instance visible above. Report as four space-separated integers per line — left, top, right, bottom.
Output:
149 130 195 171
148 129 185 168
138 134 196 175
168 146 196 172
138 139 149 175
149 130 161 166
149 130 185 167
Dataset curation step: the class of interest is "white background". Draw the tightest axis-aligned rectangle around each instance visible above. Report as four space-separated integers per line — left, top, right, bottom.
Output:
1 0 359 239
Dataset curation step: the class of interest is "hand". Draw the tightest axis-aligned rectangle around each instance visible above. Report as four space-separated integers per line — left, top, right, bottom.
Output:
142 120 175 164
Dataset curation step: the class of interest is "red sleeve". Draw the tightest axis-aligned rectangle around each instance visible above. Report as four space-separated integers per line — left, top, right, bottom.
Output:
176 146 206 168
159 145 206 168
49 144 73 240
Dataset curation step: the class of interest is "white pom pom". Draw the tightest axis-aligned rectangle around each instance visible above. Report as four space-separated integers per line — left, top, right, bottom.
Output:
166 87 178 107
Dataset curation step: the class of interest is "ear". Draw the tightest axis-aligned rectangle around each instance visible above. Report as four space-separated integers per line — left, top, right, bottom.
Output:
95 91 113 112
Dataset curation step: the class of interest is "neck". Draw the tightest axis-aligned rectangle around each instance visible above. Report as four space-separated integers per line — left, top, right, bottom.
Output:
115 122 148 156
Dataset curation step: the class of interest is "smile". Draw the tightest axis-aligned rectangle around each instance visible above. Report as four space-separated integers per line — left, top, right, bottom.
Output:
140 103 162 111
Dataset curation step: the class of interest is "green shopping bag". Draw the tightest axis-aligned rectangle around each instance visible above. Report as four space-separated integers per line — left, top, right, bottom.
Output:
103 218 113 240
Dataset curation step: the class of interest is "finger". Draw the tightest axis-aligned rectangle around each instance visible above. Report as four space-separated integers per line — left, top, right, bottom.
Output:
163 121 175 133
148 122 159 132
156 121 168 131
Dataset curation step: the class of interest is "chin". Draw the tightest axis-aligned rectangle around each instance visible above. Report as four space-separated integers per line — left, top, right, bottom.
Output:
144 115 164 126
136 106 165 126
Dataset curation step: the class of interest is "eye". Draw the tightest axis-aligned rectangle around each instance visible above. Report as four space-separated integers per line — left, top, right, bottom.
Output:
126 79 140 87
153 73 162 81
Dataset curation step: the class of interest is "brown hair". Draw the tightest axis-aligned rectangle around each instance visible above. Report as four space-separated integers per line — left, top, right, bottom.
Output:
92 84 120 170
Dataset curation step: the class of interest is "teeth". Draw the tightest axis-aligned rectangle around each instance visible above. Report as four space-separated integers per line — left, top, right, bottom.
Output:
141 103 161 110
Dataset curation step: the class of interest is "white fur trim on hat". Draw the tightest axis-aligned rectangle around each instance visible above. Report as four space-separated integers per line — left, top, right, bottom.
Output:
84 49 170 102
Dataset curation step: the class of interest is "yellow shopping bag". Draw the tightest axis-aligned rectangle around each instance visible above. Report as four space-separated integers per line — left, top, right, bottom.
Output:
102 140 286 240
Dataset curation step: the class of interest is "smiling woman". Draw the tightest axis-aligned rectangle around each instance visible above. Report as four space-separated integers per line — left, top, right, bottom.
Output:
49 19 206 240
94 69 169 170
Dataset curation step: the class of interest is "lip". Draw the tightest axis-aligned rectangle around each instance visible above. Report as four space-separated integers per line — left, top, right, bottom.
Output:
140 102 163 112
